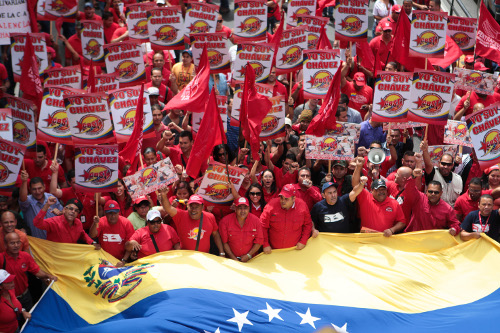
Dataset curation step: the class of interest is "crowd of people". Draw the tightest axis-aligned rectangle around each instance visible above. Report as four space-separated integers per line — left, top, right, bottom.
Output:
1 0 500 331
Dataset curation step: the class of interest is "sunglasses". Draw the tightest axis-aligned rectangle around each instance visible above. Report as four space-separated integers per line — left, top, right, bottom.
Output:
249 192 262 196
217 20 223 23
427 190 440 195
148 219 162 225
440 162 453 166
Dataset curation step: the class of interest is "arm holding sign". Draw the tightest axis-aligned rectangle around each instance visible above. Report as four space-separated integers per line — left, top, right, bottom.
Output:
19 170 29 204
159 187 178 218
340 57 352 89
49 161 63 199
420 140 434 175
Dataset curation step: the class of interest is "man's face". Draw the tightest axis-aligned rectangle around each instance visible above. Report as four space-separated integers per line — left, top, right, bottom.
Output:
282 158 293 172
429 0 439 11
0 201 8 212
236 205 249 220
337 111 348 122
268 68 276 83
147 218 162 233
403 1 412 15
84 6 95 18
151 69 162 87
136 203 150 218
333 165 347 179
469 183 482 201
1 212 17 233
216 15 223 30
179 136 193 154
372 187 387 202
279 196 295 210
402 155 416 169
149 95 159 105
309 99 319 109
164 132 175 147
385 63 396 71
182 53 192 66
104 16 114 28
63 204 80 222
323 187 338 205
391 11 400 21
382 29 392 41
153 55 165 69
389 130 401 143
479 198 494 216
30 182 46 201
152 109 162 125
438 155 454 177
298 135 306 149
187 203 203 219
144 152 156 166
34 152 46 167
112 0 121 7
105 211 119 224
298 170 311 185
426 184 442 204
5 234 21 255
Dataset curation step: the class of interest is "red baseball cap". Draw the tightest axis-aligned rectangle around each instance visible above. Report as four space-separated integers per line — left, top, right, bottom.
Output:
279 184 296 198
391 4 401 12
353 72 366 87
464 55 474 63
382 22 393 31
133 196 149 205
104 200 120 213
474 62 489 71
187 195 204 205
235 197 249 207
0 270 15 284
46 46 56 58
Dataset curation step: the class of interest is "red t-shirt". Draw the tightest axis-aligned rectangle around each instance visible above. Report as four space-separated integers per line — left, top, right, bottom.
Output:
145 66 172 88
102 196 134 217
97 216 135 259
357 189 406 232
454 190 493 221
130 224 180 258
33 211 94 244
145 82 173 104
111 27 129 42
219 213 263 257
272 80 288 101
267 0 281 20
104 22 120 43
24 159 65 189
65 34 83 59
0 251 40 296
60 187 96 230
0 289 22 333
172 210 218 252
455 91 500 117
143 122 168 150
217 25 232 39
341 81 373 117
77 12 102 21
292 184 323 211
369 35 394 67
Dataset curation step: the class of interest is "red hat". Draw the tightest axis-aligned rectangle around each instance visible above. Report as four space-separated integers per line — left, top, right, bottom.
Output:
279 184 296 198
382 22 393 31
353 72 366 87
133 196 149 205
484 165 500 175
104 200 120 213
46 46 56 58
391 4 401 12
464 55 474 63
187 194 204 205
235 197 249 207
474 62 489 71
375 24 383 33
0 270 15 284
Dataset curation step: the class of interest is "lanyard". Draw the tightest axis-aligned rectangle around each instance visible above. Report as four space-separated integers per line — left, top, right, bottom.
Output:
478 212 490 232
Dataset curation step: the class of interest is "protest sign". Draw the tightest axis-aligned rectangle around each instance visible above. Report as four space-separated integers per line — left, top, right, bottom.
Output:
64 93 115 145
233 0 267 43
325 122 361 143
303 49 341 99
285 0 317 28
231 81 272 124
197 162 248 205
382 122 426 130
43 0 77 20
4 95 37 150
10 33 48 81
453 68 498 96
81 20 105 64
43 66 81 89
74 145 119 192
0 109 13 142
305 135 355 160
275 25 308 75
427 145 458 167
37 0 48 20
38 85 84 144
126 3 155 41
297 15 329 49
0 0 30 45
372 71 413 122
410 11 447 58
84 73 119 93
447 16 477 54
104 41 146 87
190 33 231 73
147 6 185 50
260 95 286 140
408 69 455 125
123 157 178 200
444 120 473 147
108 86 154 143
0 138 26 194
184 1 218 38
232 43 274 83
192 95 228 133
334 0 369 41
466 104 500 169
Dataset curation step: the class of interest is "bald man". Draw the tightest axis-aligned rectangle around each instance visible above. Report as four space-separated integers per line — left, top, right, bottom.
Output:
0 211 29 252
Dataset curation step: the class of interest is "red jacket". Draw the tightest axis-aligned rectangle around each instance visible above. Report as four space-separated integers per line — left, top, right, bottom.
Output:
33 210 94 245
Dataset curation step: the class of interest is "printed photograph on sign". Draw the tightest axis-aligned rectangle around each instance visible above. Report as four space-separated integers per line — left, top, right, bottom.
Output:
325 122 361 144
233 43 274 83
104 41 146 87
190 33 231 73
147 6 185 50
81 20 105 64
382 122 426 130
43 66 81 89
126 3 155 41
184 1 218 38
444 120 473 147
453 68 498 96
197 162 248 205
447 16 477 54
285 0 317 28
305 135 355 160
410 11 447 58
297 15 329 49
4 95 37 150
10 33 48 82
334 0 369 41
303 49 341 99
372 72 413 122
466 104 500 169
427 145 458 167
233 0 267 43
74 145 119 192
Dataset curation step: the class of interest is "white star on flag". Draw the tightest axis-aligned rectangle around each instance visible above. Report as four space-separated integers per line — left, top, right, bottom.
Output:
332 322 349 333
258 302 284 322
227 308 253 332
203 328 220 333
296 308 321 329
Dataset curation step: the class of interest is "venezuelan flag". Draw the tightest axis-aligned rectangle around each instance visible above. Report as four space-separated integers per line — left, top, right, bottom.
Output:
24 231 500 332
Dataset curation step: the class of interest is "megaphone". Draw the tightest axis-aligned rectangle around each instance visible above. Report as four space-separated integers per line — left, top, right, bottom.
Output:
367 148 386 165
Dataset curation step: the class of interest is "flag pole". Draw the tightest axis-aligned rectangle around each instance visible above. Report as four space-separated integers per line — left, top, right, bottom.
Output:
52 143 59 164
95 192 100 218
20 280 56 332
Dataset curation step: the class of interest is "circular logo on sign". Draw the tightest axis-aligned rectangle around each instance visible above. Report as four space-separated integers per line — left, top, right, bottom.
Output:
155 25 178 42
13 120 30 144
44 110 69 133
307 70 333 90
261 115 279 133
82 165 113 185
75 114 105 135
415 30 440 50
376 93 405 113
115 60 139 79
414 93 444 114
202 182 230 200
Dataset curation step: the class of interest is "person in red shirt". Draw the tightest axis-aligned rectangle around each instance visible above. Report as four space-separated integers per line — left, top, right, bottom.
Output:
0 63 9 94
46 47 62 69
216 14 233 41
340 69 373 119
219 197 263 261
369 22 394 67
260 184 313 253
33 197 99 247
267 67 288 101
78 2 102 21
100 179 134 217
453 91 500 120
377 4 400 30
103 11 119 43
0 212 29 253
111 26 129 43
24 146 65 189
160 191 224 255
0 270 31 333
266 0 281 32
244 184 267 218
126 210 180 259
145 68 173 105
90 200 135 265
454 178 500 221
145 52 172 88
143 105 169 150
292 167 322 210
60 24 84 66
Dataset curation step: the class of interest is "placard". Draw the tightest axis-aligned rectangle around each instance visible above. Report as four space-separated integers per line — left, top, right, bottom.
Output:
444 120 473 147
285 0 317 28
10 33 48 81
232 43 274 83
192 95 228 133
231 81 272 124
86 73 119 93
0 109 13 142
4 95 37 150
453 68 498 96
260 95 286 140
197 162 248 205
43 0 77 20
147 6 185 50
303 49 341 99
81 20 105 64
382 122 426 130
372 71 413 122
184 1 218 38
190 33 231 73
410 11 447 58
325 122 361 143
104 41 146 87
275 25 308 75
0 0 30 45
466 104 500 169
43 65 81 88
428 145 458 167
233 0 267 43
126 2 155 42
74 145 119 192
334 0 369 41
447 16 477 55
0 138 26 194
297 15 329 49
305 135 355 160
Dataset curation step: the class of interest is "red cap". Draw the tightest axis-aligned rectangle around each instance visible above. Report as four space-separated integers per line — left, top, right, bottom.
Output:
235 197 249 207
133 196 149 205
279 184 296 198
375 24 383 33
382 22 393 31
484 165 500 175
391 4 401 12
187 194 204 205
0 270 15 284
353 72 366 87
464 55 474 63
46 46 56 57
104 200 120 213
474 62 489 71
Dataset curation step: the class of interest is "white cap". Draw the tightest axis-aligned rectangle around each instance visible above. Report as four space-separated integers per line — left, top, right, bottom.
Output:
0 269 15 284
147 87 160 96
285 118 292 127
156 0 166 3
147 210 162 221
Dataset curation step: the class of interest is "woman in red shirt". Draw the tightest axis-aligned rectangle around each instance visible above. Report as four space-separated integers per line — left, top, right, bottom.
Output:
260 169 280 203
101 179 134 217
169 181 193 211
245 184 267 218
0 270 30 333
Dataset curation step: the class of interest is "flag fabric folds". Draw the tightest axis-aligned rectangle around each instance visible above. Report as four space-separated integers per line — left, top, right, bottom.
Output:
428 35 464 69
476 1 500 64
391 10 411 69
19 33 43 112
316 26 332 50
24 231 500 332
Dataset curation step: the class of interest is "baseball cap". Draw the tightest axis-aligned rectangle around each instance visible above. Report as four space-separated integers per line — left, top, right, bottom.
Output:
371 179 387 190
104 200 120 213
182 49 193 57
474 62 489 71
146 210 162 221
187 194 204 205
156 0 166 3
353 72 366 87
235 197 249 207
391 4 401 12
0 270 15 284
375 24 383 34
84 2 93 8
134 196 149 205
147 87 159 96
464 55 474 63
46 46 56 58
285 118 292 127
322 181 338 192
65 198 83 212
382 22 393 31
279 184 296 198
332 160 348 168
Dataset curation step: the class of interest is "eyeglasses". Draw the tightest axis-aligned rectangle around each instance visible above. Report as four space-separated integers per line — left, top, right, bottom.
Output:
148 219 162 225
427 190 440 195
249 192 262 196
66 206 80 213
217 20 223 23
440 162 453 167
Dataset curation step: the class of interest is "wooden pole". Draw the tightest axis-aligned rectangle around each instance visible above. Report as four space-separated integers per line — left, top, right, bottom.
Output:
328 160 331 175
20 280 56 333
458 145 463 155
139 153 144 169
424 125 429 141
53 143 59 163
95 192 99 218
289 72 293 97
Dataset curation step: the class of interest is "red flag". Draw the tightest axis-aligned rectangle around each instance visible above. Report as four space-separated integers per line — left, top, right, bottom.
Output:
391 10 411 69
55 18 64 35
88 60 96 93
26 0 38 33
164 46 210 112
270 17 284 70
19 34 43 112
373 49 382 77
316 0 336 16
476 1 500 64
240 63 273 161
306 63 342 137
119 84 145 172
428 35 464 68
186 89 226 179
355 41 375 70
317 26 332 50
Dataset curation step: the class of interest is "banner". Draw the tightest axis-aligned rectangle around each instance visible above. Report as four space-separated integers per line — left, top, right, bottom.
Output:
4 95 37 150
275 25 308 75
108 86 154 143
466 104 500 169
297 14 329 49
123 157 178 200
10 33 48 81
43 0 77 20
372 71 413 122
74 145 119 192
453 68 498 96
0 138 26 194
147 6 185 50
85 73 119 93
192 95 228 133
407 69 455 125
38 85 84 145
447 16 477 55
382 121 427 130
285 0 317 28
303 49 340 99
231 81 272 124
197 162 248 205
0 109 13 142
64 93 115 145
259 95 286 140
305 134 355 160
104 41 146 87
0 0 30 45
410 11 447 58
184 1 218 38
190 33 231 73
232 43 274 83
43 65 81 89
428 145 458 167
126 2 155 42
334 0 369 41
444 120 473 147
325 122 361 143
233 0 267 43
81 20 105 64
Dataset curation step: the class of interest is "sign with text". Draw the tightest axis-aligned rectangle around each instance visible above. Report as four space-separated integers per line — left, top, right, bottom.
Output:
444 120 473 147
285 0 317 28
303 49 341 99
233 0 267 43
0 138 26 194
372 72 413 122
232 43 274 83
276 25 308 75
260 95 286 140
410 11 447 58
184 1 218 38
297 15 329 49
447 16 477 55
104 41 146 88
10 33 48 81
197 162 248 205
466 104 500 169
0 109 13 142
428 145 458 167
4 95 37 150
325 122 361 144
190 33 231 73
334 0 369 41
147 6 185 50
81 20 105 64
85 73 119 93
0 0 30 45
382 122 427 130
74 145 119 193
453 68 498 96
305 134 355 160
126 2 155 42
43 0 77 20
43 65 81 89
